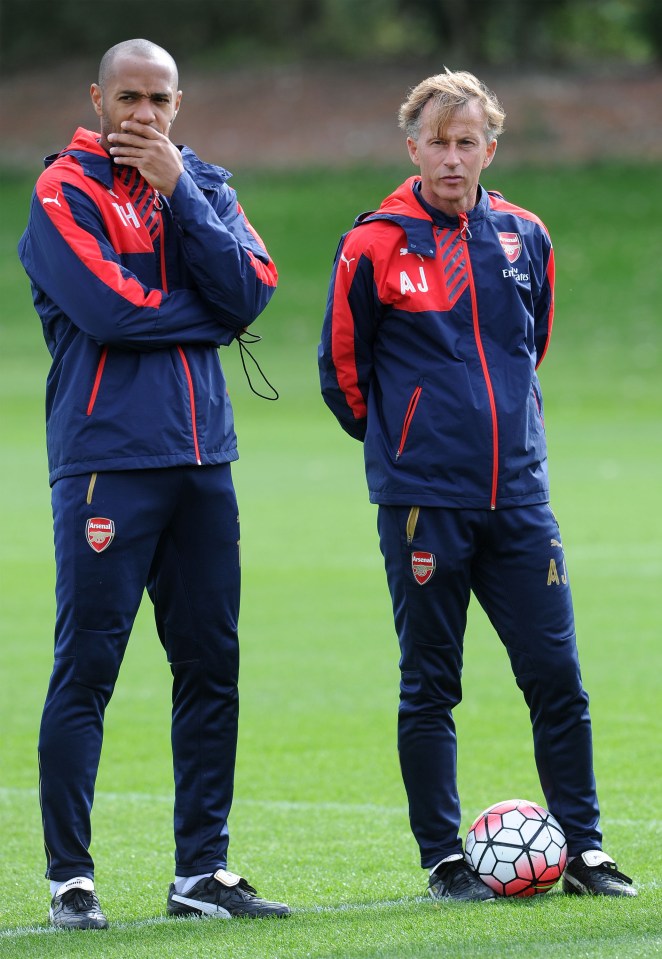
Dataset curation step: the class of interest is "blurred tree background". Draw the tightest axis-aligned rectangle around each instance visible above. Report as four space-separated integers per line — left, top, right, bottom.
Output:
1 0 660 74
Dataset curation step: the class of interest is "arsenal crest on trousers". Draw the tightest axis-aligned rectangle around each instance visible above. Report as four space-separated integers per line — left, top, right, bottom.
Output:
411 550 436 585
85 516 115 553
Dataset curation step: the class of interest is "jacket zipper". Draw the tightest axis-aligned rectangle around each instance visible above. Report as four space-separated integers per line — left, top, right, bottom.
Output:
460 212 499 509
156 203 202 467
177 346 202 465
396 385 422 460
156 195 168 290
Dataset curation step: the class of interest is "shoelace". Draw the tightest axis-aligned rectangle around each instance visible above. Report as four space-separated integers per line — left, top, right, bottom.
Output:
61 888 98 911
432 861 475 894
201 876 257 905
596 862 634 884
447 863 480 894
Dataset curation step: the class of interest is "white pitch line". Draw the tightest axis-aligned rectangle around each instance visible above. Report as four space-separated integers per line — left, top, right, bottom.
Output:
0 900 421 940
3 885 661 943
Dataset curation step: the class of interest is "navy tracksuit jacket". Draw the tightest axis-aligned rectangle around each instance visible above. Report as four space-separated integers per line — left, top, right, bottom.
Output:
319 177 602 865
18 128 277 881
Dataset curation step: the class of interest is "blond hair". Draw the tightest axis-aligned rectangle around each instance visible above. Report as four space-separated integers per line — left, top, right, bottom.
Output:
398 68 505 142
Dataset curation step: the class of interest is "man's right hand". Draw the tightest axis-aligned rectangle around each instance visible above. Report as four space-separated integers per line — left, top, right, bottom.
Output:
108 121 184 196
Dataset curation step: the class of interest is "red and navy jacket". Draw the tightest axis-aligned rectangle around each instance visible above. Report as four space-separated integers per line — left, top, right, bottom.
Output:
18 127 277 484
318 176 555 509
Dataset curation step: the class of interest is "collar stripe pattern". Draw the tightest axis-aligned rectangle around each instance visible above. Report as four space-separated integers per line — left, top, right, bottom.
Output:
116 166 162 242
438 229 469 305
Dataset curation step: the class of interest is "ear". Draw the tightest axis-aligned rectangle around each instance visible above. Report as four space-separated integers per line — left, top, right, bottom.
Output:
90 83 103 118
482 138 497 169
168 91 183 130
406 137 420 167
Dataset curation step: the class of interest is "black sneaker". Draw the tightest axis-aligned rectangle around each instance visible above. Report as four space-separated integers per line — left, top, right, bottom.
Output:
428 856 496 902
562 851 637 897
49 877 108 929
167 869 290 918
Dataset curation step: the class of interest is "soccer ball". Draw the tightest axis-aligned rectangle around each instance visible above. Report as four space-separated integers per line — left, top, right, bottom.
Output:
465 798 567 897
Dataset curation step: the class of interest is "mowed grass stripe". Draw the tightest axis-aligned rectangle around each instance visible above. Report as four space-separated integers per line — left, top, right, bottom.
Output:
0 787 659 832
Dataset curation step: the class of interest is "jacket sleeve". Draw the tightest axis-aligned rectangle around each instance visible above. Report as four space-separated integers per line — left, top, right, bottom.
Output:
318 231 378 441
169 171 277 330
18 177 242 351
532 227 555 369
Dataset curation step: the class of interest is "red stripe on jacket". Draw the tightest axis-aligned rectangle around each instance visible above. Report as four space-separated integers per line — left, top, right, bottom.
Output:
330 245 367 420
36 174 164 310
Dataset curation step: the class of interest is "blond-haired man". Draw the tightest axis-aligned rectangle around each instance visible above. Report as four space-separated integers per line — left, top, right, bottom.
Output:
319 69 636 902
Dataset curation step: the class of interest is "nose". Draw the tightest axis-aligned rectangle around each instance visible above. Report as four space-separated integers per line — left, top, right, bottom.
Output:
444 144 460 167
132 96 156 123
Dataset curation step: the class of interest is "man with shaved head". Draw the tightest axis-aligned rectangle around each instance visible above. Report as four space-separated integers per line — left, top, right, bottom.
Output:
19 39 289 929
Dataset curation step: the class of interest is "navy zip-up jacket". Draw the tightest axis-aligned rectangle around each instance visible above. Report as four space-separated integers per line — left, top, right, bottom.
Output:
18 127 277 485
318 176 554 509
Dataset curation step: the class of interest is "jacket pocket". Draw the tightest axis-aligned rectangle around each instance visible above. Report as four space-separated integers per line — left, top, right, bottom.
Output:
86 346 109 416
406 506 420 546
396 381 423 460
531 382 545 427
86 472 98 505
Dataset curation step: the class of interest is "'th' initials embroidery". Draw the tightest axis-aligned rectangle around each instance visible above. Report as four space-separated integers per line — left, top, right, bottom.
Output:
112 202 141 229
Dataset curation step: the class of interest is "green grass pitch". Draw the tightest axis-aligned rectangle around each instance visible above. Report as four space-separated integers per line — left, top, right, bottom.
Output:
0 163 660 957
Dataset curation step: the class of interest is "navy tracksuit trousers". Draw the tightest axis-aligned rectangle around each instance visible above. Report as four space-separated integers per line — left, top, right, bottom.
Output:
39 465 241 882
377 503 602 868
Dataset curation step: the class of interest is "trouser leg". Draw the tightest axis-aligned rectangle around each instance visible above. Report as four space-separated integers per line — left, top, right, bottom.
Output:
40 472 165 880
471 504 601 855
147 464 240 876
378 506 477 868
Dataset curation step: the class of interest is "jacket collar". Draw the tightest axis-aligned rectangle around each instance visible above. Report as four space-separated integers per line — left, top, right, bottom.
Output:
44 127 233 189
180 145 232 186
44 128 115 188
356 176 490 258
